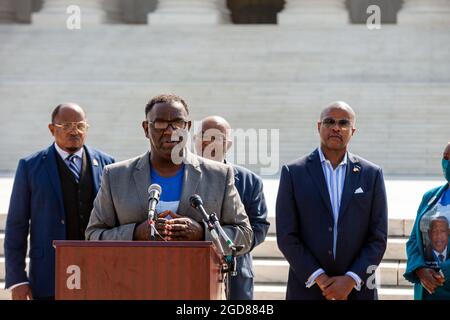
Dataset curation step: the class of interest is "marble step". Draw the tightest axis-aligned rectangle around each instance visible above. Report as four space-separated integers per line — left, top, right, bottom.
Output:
0 283 413 301
0 213 414 236
253 259 412 287
267 216 414 237
254 284 414 300
0 284 10 300
252 236 408 261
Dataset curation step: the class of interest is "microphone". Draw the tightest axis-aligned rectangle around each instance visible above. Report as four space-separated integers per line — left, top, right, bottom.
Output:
189 194 209 221
190 194 225 256
147 184 162 222
190 194 244 300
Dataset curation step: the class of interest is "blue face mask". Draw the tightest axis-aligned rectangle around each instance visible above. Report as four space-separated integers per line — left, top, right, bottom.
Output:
442 159 450 182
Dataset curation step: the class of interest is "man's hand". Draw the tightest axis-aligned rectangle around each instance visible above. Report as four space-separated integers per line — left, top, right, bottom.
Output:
315 273 334 291
159 211 204 241
133 220 153 240
416 268 445 294
322 275 355 300
11 284 33 300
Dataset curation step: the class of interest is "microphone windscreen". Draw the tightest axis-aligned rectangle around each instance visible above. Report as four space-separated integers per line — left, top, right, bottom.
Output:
148 184 162 199
189 194 203 208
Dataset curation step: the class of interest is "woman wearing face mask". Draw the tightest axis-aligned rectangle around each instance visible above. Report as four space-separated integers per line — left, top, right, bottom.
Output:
404 143 450 300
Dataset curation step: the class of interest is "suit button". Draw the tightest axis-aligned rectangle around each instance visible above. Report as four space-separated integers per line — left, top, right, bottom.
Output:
61 220 65 225
328 250 332 255
328 227 333 232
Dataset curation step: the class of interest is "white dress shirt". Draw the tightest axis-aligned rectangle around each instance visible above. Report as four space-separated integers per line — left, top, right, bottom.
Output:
305 148 362 291
54 142 83 172
434 247 448 262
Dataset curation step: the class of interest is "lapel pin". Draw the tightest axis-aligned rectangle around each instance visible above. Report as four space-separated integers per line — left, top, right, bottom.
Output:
353 166 360 173
93 159 99 167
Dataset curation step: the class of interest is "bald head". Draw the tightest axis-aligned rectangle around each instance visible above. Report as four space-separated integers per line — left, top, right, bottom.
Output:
196 116 232 162
444 142 450 158
199 116 231 139
320 101 356 123
51 103 86 123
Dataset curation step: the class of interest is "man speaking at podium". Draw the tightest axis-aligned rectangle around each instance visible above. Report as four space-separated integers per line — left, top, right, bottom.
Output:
85 94 252 255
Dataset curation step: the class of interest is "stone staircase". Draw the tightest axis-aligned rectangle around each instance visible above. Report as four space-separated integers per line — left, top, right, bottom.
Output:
1 24 450 177
2 21 449 300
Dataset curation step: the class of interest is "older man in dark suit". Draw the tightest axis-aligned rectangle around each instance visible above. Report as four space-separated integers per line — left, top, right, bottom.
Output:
4 103 114 300
194 115 270 300
276 101 388 300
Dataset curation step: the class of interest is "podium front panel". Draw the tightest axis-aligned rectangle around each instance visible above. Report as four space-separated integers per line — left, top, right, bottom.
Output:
54 241 223 300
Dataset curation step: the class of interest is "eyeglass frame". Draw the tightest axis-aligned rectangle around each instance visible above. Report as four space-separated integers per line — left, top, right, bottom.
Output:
320 117 353 130
52 121 89 132
147 119 189 131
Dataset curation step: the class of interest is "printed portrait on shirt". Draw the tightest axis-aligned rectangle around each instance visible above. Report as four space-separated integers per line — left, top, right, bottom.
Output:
420 202 450 270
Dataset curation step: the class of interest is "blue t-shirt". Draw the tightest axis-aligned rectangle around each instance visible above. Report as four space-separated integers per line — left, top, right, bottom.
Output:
150 165 184 219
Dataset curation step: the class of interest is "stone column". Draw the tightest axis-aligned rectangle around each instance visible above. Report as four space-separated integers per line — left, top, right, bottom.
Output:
278 0 349 26
102 0 123 24
148 0 230 25
398 0 450 25
0 0 15 23
32 0 106 26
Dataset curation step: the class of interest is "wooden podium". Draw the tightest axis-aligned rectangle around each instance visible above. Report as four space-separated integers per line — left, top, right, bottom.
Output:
53 241 225 300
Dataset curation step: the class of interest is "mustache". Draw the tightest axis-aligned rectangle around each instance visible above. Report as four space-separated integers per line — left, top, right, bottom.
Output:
328 134 342 140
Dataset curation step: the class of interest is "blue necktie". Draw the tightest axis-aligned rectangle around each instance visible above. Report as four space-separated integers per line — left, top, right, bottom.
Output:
66 154 80 183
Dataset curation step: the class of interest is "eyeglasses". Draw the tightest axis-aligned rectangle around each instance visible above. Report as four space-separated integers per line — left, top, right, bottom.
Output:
321 118 352 129
149 120 188 130
53 121 89 132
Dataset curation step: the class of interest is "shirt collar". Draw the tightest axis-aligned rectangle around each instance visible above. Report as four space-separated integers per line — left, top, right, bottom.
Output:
433 247 447 259
54 142 84 160
318 147 348 167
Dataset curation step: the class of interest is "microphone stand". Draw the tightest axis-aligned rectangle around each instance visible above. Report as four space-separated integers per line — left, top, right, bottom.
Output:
190 195 244 300
148 218 156 241
207 212 244 300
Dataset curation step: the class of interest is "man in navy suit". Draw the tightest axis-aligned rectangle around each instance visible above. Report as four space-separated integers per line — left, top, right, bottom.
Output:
276 101 387 300
195 116 270 300
4 103 114 300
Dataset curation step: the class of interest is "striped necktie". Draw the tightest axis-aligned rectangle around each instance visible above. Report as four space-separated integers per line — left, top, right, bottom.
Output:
66 154 80 183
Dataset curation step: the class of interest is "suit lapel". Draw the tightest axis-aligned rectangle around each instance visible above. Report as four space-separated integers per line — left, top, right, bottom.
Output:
43 145 64 219
306 149 333 216
178 151 201 216
447 246 450 262
85 145 101 191
338 153 362 219
133 152 151 213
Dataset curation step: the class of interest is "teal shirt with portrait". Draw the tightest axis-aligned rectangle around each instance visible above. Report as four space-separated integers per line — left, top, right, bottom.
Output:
404 184 450 300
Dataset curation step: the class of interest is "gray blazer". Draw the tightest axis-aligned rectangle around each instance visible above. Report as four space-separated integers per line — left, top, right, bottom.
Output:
85 151 253 255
